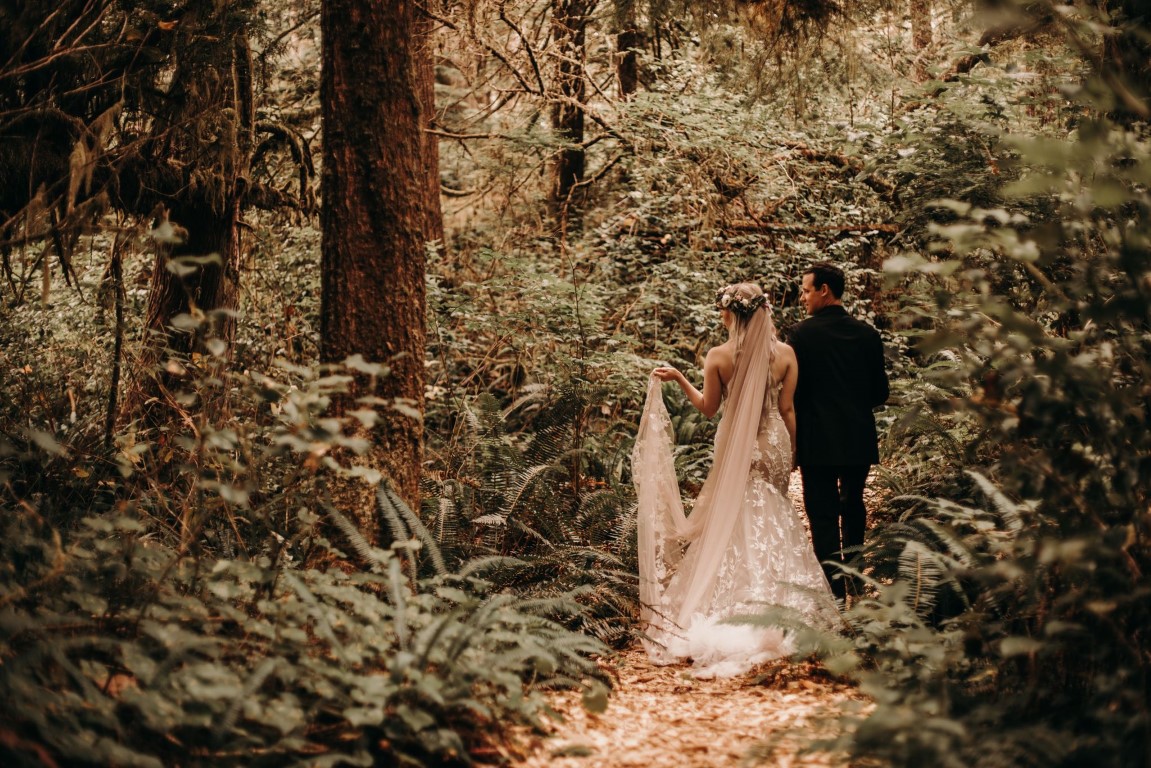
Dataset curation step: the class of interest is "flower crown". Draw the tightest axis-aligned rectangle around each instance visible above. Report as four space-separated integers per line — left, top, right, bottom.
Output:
715 286 767 317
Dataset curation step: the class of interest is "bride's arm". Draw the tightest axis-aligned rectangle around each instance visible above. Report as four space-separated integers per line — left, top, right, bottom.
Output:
653 348 725 418
777 345 799 458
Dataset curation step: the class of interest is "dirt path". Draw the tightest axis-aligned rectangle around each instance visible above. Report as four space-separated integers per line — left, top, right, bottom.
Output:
512 647 865 768
509 476 869 767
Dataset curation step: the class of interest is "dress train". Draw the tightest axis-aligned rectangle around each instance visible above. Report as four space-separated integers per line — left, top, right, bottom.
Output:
634 375 836 678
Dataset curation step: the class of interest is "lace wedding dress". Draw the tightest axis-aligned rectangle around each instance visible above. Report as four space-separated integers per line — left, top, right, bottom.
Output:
633 309 836 678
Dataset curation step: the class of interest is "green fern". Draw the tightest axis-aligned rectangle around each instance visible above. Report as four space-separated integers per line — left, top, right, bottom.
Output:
323 504 382 567
419 382 641 646
0 506 612 767
378 486 448 577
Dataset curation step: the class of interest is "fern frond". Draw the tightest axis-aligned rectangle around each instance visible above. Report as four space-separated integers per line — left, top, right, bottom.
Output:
431 492 463 546
444 594 517 661
610 501 639 554
323 504 383 567
580 616 633 646
523 423 575 466
966 470 1026 531
574 489 628 547
513 594 589 618
911 517 979 569
457 555 527 580
377 486 447 576
376 486 411 546
507 518 556 550
898 539 945 614
498 464 559 518
885 407 965 463
387 558 409 648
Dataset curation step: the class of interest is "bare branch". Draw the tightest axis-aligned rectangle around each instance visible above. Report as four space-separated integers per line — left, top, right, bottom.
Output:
253 120 316 213
420 3 542 96
498 0 547 95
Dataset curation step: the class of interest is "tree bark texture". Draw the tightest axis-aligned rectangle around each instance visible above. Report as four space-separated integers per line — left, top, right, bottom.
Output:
320 0 443 530
550 0 593 215
910 0 932 80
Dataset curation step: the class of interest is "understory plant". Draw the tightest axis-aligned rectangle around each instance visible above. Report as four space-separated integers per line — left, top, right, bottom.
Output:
0 340 610 767
0 474 609 767
423 386 641 647
820 29 1151 767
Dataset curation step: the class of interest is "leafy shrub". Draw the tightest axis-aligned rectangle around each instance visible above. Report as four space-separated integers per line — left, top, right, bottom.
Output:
0 481 609 767
423 386 640 647
0 325 611 767
818 16 1151 765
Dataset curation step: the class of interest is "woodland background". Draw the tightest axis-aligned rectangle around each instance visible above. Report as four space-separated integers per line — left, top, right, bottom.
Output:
1 0 1149 766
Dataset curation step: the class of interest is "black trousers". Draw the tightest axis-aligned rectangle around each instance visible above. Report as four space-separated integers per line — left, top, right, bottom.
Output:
799 464 871 599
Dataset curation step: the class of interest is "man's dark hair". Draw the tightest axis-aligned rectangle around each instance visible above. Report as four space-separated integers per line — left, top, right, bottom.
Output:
804 261 845 299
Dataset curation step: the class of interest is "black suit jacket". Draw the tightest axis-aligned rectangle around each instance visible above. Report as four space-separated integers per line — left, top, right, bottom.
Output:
788 305 889 466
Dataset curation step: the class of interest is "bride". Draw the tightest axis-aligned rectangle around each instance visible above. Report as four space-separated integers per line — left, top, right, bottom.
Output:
633 282 836 677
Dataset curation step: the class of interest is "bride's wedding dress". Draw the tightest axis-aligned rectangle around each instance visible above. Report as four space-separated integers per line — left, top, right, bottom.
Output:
633 311 836 678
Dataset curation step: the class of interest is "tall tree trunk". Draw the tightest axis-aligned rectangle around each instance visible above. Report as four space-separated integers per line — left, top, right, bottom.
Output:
616 0 641 99
122 27 254 430
550 0 593 219
911 0 932 80
1103 0 1151 122
320 0 443 533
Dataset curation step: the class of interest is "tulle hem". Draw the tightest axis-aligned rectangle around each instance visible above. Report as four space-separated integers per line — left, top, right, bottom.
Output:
643 612 795 678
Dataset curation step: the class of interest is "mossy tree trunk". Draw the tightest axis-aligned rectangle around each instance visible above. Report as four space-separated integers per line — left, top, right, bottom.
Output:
122 16 255 430
320 0 444 536
549 0 594 220
616 0 641 99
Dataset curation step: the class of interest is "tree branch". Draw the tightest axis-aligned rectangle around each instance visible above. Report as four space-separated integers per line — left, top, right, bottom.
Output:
773 141 898 200
253 120 316 214
498 1 547 95
420 3 542 96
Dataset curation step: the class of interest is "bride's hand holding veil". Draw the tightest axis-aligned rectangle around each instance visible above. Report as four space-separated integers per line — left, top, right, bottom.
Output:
651 343 732 419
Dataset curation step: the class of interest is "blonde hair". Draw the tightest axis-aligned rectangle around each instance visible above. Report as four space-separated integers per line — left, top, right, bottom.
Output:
717 281 768 352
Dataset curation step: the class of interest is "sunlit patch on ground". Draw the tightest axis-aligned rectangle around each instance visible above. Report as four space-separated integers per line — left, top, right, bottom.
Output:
512 646 865 768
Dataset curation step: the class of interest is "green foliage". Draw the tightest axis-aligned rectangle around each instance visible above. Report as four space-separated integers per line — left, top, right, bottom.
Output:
424 45 909 656
0 481 608 767
423 387 641 647
816 12 1151 765
14 2 1151 766
1 314 612 766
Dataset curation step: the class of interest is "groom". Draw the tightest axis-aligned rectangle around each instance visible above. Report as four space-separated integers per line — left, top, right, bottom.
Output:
788 261 889 601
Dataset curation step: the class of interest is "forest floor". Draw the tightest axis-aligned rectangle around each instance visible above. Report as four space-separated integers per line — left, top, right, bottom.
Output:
509 647 866 768
508 474 870 768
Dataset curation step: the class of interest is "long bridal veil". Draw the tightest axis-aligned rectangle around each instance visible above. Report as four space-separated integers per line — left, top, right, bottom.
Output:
633 304 835 676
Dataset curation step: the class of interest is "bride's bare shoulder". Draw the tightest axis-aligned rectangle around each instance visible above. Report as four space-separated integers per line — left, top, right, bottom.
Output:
705 343 736 378
706 341 736 364
774 340 796 360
